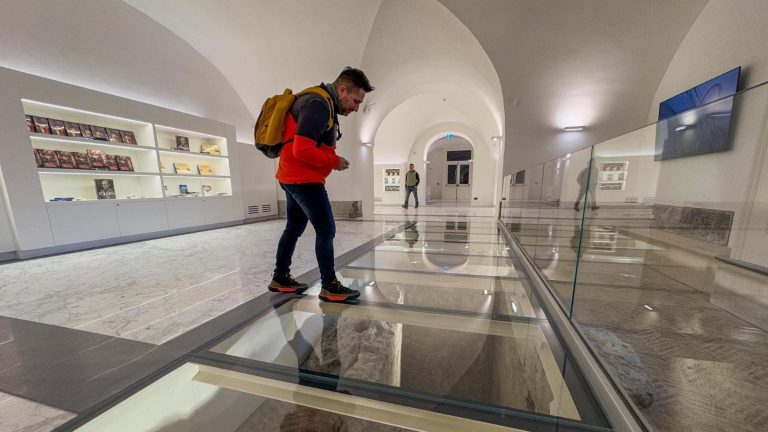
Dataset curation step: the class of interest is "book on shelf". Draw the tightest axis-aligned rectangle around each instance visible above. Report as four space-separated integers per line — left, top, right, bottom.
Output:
201 184 212 196
106 128 123 143
105 154 119 171
197 164 214 176
175 135 190 151
87 149 108 169
173 162 191 174
49 119 67 136
64 121 82 138
200 144 220 155
179 184 189 195
95 179 116 200
55 151 77 169
120 130 137 145
37 149 59 168
33 117 51 134
79 124 94 138
25 115 36 133
115 155 134 171
34 148 42 167
91 126 109 141
73 152 92 169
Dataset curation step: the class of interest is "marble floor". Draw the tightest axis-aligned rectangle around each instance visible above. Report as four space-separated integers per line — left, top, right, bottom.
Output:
506 206 768 432
17 214 611 432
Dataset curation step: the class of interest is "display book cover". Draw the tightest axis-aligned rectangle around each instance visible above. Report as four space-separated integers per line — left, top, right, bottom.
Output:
54 151 77 169
36 149 59 168
105 154 120 171
175 135 190 151
197 164 214 176
106 128 124 143
87 149 108 169
201 143 220 155
95 179 116 200
173 162 191 174
115 155 134 171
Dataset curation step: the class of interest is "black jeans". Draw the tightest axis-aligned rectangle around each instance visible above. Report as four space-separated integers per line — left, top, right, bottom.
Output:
274 183 336 285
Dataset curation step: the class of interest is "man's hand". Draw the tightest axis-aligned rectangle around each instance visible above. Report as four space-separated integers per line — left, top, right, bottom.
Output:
334 156 350 171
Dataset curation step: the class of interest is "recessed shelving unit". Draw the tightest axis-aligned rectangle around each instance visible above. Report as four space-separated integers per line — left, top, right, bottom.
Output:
22 99 233 203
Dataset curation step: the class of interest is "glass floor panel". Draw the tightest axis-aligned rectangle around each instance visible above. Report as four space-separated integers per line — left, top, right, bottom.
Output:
303 268 539 319
72 362 510 432
516 236 660 250
412 222 504 235
210 298 582 422
346 250 522 278
388 231 505 244
376 239 512 257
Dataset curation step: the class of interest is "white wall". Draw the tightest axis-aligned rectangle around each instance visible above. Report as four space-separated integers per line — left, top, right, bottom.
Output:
0 0 253 143
234 143 278 219
0 172 17 254
649 0 768 121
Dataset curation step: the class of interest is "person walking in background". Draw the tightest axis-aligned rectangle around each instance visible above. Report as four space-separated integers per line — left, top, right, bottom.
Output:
402 163 420 208
269 67 374 303
574 159 599 211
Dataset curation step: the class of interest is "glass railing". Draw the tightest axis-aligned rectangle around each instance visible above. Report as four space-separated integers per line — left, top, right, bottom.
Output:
500 82 768 432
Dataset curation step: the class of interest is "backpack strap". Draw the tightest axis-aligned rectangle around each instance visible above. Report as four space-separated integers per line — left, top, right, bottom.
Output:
296 86 336 133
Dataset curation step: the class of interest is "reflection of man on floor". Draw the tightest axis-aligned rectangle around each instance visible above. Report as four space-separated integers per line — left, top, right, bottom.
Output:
574 161 599 211
403 222 420 248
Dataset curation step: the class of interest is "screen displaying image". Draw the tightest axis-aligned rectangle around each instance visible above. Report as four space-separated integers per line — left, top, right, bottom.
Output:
655 67 740 161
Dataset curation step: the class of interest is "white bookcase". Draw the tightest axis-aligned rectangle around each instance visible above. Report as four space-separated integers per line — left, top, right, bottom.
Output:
0 67 243 257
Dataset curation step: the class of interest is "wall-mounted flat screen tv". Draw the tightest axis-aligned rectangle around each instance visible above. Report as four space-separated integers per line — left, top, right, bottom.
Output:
655 67 740 161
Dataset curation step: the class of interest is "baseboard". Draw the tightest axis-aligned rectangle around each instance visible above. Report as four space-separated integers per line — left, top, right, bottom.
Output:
9 220 244 261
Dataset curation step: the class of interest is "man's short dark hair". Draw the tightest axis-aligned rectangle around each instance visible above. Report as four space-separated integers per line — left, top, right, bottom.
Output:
334 67 374 93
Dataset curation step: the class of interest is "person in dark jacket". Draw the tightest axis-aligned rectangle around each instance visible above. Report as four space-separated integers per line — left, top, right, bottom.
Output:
402 163 420 208
269 67 374 303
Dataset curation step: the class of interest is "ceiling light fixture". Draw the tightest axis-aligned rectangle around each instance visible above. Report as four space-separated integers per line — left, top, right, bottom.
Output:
674 125 688 132
362 142 374 147
563 126 585 132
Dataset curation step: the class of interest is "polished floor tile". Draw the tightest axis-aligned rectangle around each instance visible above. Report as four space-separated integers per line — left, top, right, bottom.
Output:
0 391 74 432
0 220 398 344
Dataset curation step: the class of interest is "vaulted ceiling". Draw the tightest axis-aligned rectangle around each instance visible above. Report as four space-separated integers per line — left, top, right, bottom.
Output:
123 0 709 172
438 0 709 171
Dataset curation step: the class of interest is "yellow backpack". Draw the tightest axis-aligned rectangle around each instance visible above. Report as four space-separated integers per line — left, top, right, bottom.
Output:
254 86 335 158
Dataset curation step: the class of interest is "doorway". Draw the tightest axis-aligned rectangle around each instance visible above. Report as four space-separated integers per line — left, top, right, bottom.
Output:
426 136 473 205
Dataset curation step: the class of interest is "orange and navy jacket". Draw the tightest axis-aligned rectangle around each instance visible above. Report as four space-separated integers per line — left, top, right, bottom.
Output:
276 85 340 185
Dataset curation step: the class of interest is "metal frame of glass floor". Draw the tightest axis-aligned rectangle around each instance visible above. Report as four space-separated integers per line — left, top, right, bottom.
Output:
54 217 613 432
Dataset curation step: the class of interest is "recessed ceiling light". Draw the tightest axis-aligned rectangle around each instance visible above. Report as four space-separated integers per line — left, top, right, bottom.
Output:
643 304 654 311
674 125 687 132
563 126 585 132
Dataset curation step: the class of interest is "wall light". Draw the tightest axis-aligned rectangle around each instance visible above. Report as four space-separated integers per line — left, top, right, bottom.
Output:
674 125 688 132
362 142 374 147
563 126 585 132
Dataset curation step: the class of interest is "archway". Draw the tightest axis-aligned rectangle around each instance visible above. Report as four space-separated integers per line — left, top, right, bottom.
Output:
424 133 475 205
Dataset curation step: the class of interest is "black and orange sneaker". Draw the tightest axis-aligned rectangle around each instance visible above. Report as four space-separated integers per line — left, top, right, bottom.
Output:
319 279 360 303
268 273 309 293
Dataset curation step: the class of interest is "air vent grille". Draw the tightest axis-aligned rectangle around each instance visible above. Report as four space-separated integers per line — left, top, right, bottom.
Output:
247 205 260 215
262 204 272 213
624 197 640 203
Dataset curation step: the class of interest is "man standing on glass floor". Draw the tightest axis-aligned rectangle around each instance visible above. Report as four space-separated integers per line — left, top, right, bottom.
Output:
402 163 420 208
268 67 374 303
